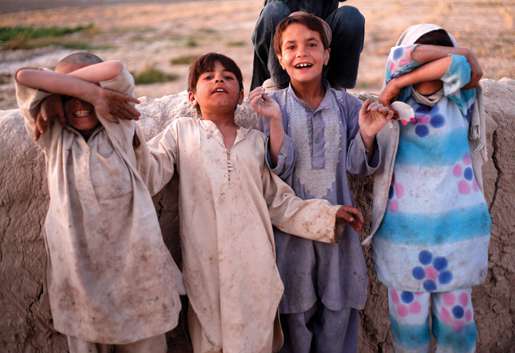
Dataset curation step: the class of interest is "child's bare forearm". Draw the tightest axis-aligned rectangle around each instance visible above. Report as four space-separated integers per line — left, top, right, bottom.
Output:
392 56 452 89
16 69 102 105
68 60 124 83
411 45 469 65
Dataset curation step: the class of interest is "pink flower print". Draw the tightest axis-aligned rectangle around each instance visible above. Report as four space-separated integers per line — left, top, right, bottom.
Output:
388 174 404 213
411 250 453 291
439 290 474 332
453 154 479 195
390 289 424 319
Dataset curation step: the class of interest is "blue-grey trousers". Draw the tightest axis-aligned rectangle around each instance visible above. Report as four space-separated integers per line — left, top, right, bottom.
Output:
251 0 365 90
279 302 359 353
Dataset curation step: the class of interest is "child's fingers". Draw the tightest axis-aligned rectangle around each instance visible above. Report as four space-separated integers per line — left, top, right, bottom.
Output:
342 206 364 224
336 207 355 223
361 99 372 112
126 96 140 105
119 102 141 120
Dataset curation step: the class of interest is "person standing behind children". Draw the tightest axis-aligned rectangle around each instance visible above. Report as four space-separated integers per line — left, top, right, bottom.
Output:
367 24 491 353
15 52 184 353
249 12 393 353
136 52 369 353
251 0 364 90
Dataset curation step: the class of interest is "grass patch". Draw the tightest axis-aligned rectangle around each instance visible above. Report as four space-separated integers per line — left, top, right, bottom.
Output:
226 40 246 47
0 24 97 50
184 37 198 48
170 54 198 66
133 67 179 85
0 74 11 85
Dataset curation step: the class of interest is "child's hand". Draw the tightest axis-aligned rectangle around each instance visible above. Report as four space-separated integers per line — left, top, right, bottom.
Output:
93 87 140 122
336 205 364 233
359 99 395 140
34 94 64 140
379 79 401 106
249 87 281 122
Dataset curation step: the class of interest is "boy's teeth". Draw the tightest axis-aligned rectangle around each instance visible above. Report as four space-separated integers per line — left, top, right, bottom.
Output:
295 63 312 68
75 110 90 117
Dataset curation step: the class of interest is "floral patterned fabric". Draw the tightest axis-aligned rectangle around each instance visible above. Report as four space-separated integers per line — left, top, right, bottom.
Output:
373 49 492 292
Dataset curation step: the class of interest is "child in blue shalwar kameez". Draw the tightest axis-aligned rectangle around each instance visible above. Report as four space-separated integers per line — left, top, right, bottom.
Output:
370 24 492 353
249 12 394 353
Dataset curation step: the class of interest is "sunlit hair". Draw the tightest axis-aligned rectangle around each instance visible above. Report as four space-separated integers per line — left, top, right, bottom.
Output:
415 29 454 47
273 11 331 55
188 52 244 92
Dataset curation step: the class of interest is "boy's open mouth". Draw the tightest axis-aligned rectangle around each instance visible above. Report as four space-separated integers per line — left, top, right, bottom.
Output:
294 63 313 69
74 110 92 118
212 88 227 94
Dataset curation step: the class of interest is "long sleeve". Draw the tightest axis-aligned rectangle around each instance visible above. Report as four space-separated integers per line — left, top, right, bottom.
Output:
15 70 56 148
136 120 179 196
441 55 476 115
343 93 381 176
262 164 340 243
259 111 297 180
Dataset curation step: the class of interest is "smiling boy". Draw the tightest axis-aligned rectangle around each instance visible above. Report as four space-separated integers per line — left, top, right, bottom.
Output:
15 52 184 353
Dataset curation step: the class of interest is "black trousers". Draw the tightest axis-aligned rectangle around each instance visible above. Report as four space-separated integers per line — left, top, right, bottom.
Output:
251 0 365 90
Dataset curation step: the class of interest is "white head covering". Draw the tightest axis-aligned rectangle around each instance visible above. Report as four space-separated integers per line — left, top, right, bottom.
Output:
395 23 457 46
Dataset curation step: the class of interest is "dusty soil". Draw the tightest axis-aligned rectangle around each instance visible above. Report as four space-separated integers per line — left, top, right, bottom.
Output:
0 0 513 110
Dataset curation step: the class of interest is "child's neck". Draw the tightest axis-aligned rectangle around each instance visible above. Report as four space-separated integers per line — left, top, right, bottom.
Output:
201 111 238 149
291 79 326 110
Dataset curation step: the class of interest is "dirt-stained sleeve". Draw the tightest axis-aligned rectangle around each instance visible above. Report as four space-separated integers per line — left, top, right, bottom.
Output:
262 162 340 243
135 119 180 196
14 68 56 148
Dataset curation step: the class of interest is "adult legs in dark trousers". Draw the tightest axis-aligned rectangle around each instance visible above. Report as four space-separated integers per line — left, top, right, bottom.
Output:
279 301 359 353
325 6 365 89
251 0 291 90
250 1 365 90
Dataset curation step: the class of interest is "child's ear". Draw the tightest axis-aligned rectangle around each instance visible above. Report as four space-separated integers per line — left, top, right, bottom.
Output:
277 54 286 70
188 91 197 106
323 48 331 66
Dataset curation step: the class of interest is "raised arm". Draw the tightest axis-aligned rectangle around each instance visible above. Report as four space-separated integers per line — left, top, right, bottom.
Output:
16 68 107 105
67 60 124 82
249 87 284 165
410 45 482 88
16 63 139 127
250 88 296 179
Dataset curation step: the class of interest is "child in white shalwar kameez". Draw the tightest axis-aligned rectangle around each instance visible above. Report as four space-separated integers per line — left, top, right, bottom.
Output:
15 52 184 353
136 52 366 353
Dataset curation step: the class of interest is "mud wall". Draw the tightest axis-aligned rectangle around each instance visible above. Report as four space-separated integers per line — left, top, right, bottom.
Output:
0 80 513 353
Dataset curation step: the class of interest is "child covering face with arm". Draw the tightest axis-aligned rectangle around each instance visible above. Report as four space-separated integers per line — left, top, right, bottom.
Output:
370 24 490 353
15 52 183 353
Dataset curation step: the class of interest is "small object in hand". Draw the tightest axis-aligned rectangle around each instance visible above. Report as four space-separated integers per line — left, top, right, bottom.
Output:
391 101 416 126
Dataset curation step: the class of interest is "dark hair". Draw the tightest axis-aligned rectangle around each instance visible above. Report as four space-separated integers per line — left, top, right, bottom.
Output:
188 52 244 92
273 12 331 55
415 29 454 47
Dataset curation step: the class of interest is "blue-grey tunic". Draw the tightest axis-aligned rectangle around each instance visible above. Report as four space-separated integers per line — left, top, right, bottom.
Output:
261 85 380 314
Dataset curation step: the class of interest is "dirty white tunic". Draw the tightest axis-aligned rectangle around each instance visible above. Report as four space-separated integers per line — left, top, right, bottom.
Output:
15 69 184 344
138 117 341 353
